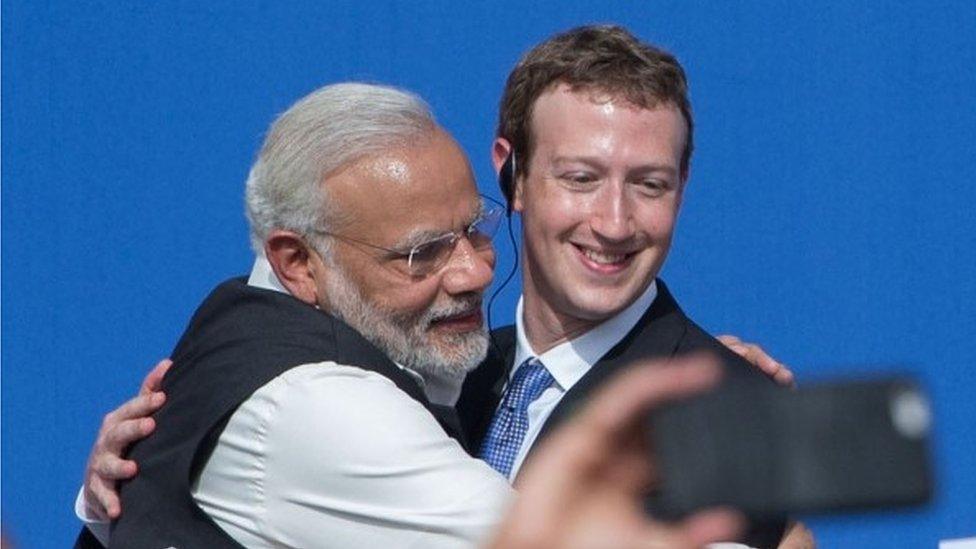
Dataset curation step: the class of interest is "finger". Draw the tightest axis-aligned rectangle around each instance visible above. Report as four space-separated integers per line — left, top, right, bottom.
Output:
602 447 654 491
634 507 744 549
749 348 795 388
87 480 123 520
744 344 780 377
104 417 157 454
81 488 110 522
139 358 172 395
718 336 797 387
679 507 746 547
716 334 743 347
728 342 795 386
104 391 166 428
94 453 138 480
775 366 797 388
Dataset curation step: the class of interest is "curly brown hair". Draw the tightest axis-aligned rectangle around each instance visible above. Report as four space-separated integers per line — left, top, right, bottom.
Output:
498 25 693 179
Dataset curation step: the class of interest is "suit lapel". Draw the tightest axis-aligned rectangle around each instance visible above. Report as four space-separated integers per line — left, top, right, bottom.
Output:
530 280 690 452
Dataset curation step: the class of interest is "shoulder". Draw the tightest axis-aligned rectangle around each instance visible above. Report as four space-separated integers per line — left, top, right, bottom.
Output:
264 362 439 436
677 319 775 385
215 361 424 454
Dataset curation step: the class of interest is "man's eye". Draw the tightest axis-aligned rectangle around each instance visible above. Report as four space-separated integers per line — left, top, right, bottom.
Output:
635 179 670 197
388 251 414 264
561 173 597 186
410 242 443 264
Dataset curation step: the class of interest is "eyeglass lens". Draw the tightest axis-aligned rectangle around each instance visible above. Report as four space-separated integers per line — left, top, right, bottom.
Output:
407 206 503 275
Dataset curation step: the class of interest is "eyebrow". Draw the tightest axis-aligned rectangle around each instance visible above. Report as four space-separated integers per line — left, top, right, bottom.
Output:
394 228 448 251
551 155 678 176
392 203 484 250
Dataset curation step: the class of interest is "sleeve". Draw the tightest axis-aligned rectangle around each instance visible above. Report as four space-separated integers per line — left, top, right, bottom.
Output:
244 363 514 548
73 486 111 547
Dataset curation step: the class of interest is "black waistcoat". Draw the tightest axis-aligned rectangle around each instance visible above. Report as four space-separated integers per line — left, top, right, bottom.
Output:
101 278 464 548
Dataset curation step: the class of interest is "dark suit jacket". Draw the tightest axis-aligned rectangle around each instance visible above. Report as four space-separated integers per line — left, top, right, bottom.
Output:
458 279 787 548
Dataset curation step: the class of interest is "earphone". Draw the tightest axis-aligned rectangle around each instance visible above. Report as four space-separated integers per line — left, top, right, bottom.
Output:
497 150 517 214
486 148 521 357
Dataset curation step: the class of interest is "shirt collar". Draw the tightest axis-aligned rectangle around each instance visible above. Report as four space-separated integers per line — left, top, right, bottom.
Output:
513 280 658 391
247 254 289 294
245 255 462 406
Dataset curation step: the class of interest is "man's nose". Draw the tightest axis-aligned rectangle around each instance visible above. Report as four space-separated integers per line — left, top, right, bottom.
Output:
440 237 495 295
588 183 635 241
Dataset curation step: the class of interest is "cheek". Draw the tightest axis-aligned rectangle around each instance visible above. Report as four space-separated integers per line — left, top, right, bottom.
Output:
338 259 431 314
522 178 580 226
637 201 680 237
531 201 584 238
377 280 442 317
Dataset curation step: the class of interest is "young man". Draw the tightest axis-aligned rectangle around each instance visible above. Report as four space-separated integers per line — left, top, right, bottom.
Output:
460 25 811 547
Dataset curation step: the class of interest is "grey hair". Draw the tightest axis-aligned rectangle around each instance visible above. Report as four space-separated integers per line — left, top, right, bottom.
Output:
244 82 437 255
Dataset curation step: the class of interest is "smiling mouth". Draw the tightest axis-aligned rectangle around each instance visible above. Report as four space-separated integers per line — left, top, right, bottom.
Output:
429 308 484 333
574 244 635 272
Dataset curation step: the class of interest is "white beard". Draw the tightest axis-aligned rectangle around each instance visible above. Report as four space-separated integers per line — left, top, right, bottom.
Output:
324 265 488 378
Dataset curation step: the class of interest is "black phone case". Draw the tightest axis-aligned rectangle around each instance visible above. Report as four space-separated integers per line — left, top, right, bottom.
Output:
649 376 933 518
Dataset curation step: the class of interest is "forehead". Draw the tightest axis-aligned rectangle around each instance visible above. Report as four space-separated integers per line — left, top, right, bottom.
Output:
326 130 481 241
528 86 687 166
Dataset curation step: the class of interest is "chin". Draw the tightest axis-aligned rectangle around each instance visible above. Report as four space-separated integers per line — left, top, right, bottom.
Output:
561 260 660 312
563 296 630 323
412 329 489 377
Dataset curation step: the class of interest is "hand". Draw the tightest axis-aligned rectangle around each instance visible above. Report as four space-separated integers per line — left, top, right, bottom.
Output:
717 335 795 388
82 359 171 520
489 355 745 549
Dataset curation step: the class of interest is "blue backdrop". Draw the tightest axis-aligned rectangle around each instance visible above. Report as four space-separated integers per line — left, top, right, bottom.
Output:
3 2 974 546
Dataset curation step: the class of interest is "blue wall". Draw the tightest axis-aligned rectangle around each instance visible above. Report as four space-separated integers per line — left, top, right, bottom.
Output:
3 2 974 546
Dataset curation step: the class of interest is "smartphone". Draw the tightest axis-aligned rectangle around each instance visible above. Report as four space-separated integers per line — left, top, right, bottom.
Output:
648 376 933 518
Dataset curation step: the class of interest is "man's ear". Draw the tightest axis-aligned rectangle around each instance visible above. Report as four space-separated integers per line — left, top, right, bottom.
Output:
491 137 511 174
264 230 320 305
491 137 525 212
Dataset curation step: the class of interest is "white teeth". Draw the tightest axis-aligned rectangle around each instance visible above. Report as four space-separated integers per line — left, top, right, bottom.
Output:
582 248 626 264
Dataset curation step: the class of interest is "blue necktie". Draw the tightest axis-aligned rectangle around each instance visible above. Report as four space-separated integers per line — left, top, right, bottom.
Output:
479 358 554 477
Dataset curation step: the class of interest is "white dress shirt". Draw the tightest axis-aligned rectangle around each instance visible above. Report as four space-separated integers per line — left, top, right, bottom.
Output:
77 257 512 547
503 280 658 480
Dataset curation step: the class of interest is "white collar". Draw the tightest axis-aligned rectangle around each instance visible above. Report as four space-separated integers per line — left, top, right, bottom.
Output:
512 280 659 390
245 255 462 406
247 254 289 294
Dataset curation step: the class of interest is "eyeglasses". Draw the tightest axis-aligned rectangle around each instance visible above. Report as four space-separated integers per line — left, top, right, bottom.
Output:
314 198 504 277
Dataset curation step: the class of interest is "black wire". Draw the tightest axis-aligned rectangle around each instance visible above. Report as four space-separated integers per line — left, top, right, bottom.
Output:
486 211 519 360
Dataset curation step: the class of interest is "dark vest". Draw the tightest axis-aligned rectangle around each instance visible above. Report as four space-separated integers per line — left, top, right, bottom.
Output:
99 278 464 548
459 279 788 548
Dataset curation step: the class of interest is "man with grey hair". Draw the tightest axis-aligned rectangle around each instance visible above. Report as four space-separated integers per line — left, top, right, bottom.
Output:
89 82 514 547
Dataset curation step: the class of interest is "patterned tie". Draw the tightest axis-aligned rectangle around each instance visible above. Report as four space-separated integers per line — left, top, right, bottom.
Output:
479 358 555 477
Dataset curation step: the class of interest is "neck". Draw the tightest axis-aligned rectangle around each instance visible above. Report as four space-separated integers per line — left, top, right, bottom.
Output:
522 295 599 355
520 290 600 355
